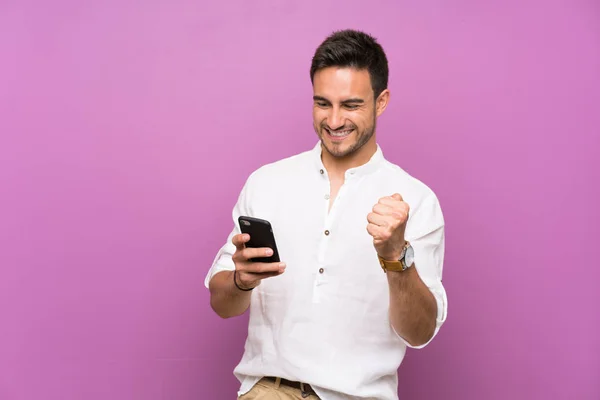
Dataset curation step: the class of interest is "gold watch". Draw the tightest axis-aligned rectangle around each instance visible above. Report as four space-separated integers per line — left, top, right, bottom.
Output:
377 241 414 273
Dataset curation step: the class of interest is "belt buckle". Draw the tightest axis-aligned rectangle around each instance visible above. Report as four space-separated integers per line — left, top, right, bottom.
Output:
300 383 309 398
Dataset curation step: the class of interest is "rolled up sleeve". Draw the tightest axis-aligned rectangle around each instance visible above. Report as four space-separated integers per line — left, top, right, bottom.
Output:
396 193 448 349
204 175 253 289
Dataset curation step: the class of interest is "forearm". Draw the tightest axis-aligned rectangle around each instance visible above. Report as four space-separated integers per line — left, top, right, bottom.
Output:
387 266 437 346
208 270 252 318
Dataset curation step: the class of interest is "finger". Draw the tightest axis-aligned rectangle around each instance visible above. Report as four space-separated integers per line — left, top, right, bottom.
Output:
238 246 275 261
241 261 286 274
367 222 392 241
367 222 384 239
378 196 403 207
378 198 410 219
374 203 408 224
232 233 250 251
367 212 389 227
372 203 393 216
232 246 271 263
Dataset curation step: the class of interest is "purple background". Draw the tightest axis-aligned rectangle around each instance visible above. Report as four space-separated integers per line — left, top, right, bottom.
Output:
1 0 598 399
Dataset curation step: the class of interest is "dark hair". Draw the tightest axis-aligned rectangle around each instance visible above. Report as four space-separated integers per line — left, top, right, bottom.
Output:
310 29 389 99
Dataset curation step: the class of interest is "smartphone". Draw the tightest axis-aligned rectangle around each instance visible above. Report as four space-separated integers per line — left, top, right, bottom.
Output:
238 216 281 263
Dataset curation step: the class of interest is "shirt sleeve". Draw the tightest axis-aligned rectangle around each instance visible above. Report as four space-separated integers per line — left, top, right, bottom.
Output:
394 192 448 349
203 175 252 289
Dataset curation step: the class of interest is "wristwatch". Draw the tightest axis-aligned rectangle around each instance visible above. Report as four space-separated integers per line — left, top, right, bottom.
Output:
377 241 414 273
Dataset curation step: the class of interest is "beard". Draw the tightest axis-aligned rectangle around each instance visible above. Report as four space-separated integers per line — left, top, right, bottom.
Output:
315 116 376 159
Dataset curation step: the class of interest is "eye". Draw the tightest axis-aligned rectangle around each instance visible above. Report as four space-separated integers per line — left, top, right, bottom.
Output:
316 102 329 108
344 104 359 110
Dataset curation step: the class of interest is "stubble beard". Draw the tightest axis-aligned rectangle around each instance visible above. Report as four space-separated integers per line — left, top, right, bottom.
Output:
315 116 376 159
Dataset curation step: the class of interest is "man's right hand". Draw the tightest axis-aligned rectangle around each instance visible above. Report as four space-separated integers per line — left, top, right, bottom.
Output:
231 233 286 290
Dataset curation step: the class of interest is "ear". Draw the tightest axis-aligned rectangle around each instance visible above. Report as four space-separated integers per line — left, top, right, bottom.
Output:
375 89 390 117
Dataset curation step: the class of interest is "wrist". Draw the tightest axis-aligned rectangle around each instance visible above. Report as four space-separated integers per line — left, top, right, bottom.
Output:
378 240 406 261
379 252 402 262
377 241 413 273
233 270 257 291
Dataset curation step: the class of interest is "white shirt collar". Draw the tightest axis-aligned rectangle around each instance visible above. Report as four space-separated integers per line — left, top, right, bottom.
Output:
310 140 385 178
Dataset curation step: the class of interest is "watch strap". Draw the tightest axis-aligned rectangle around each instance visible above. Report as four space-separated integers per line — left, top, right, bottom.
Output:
378 255 405 272
377 241 411 273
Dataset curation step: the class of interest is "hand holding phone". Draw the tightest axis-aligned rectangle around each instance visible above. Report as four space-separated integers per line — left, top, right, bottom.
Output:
231 216 284 290
238 216 281 263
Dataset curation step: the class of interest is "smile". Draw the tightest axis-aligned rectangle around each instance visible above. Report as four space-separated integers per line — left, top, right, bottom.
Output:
325 128 353 138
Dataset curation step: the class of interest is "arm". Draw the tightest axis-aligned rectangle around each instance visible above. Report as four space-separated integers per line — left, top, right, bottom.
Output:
386 258 437 346
208 270 252 319
367 193 444 347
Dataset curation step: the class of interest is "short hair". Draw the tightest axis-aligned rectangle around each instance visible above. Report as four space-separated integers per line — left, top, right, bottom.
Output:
310 29 389 99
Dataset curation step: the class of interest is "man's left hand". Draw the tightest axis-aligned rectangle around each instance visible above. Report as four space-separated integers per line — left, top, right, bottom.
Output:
367 193 409 261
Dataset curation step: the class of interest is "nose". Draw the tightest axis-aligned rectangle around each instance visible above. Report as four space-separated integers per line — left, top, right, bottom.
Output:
326 107 345 130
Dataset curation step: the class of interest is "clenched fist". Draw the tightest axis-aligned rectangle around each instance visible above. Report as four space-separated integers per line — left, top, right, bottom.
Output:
367 193 409 261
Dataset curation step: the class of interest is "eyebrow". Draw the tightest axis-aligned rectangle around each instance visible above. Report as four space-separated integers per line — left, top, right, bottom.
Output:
313 96 365 104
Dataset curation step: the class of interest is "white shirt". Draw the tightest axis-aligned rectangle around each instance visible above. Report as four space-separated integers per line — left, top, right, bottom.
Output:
205 141 447 400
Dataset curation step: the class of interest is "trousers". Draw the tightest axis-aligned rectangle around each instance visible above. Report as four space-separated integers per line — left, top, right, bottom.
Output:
238 377 321 400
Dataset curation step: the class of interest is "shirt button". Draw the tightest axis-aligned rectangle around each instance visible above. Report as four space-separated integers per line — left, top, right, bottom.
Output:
319 169 324 174
319 268 324 274
324 194 330 200
324 230 330 236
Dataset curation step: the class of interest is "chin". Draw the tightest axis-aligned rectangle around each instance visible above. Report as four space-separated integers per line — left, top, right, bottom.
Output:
322 140 356 158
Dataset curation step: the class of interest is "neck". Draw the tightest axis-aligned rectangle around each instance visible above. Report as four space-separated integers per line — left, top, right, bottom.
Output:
321 136 377 180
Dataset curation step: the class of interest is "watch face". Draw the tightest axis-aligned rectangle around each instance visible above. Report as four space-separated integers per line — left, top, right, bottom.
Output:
404 246 415 268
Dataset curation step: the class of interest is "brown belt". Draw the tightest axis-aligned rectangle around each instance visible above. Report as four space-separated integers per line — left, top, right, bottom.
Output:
265 376 318 397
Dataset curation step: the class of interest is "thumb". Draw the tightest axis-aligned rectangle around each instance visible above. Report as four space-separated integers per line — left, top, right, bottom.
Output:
392 193 403 201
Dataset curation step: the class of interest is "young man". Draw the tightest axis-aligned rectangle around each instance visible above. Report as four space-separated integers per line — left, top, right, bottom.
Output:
205 29 447 400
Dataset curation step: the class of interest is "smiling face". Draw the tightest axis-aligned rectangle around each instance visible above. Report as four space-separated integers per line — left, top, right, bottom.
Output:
312 67 389 164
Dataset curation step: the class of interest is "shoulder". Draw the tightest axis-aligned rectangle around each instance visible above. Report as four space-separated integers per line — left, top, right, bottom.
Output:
242 146 315 189
379 159 444 227
380 159 438 199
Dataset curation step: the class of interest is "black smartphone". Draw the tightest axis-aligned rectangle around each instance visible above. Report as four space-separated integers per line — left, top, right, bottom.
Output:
238 216 281 263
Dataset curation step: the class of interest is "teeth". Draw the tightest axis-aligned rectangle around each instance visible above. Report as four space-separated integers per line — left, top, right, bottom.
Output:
328 129 352 137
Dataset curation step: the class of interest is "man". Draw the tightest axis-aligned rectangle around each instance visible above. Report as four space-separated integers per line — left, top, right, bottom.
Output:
205 29 447 400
